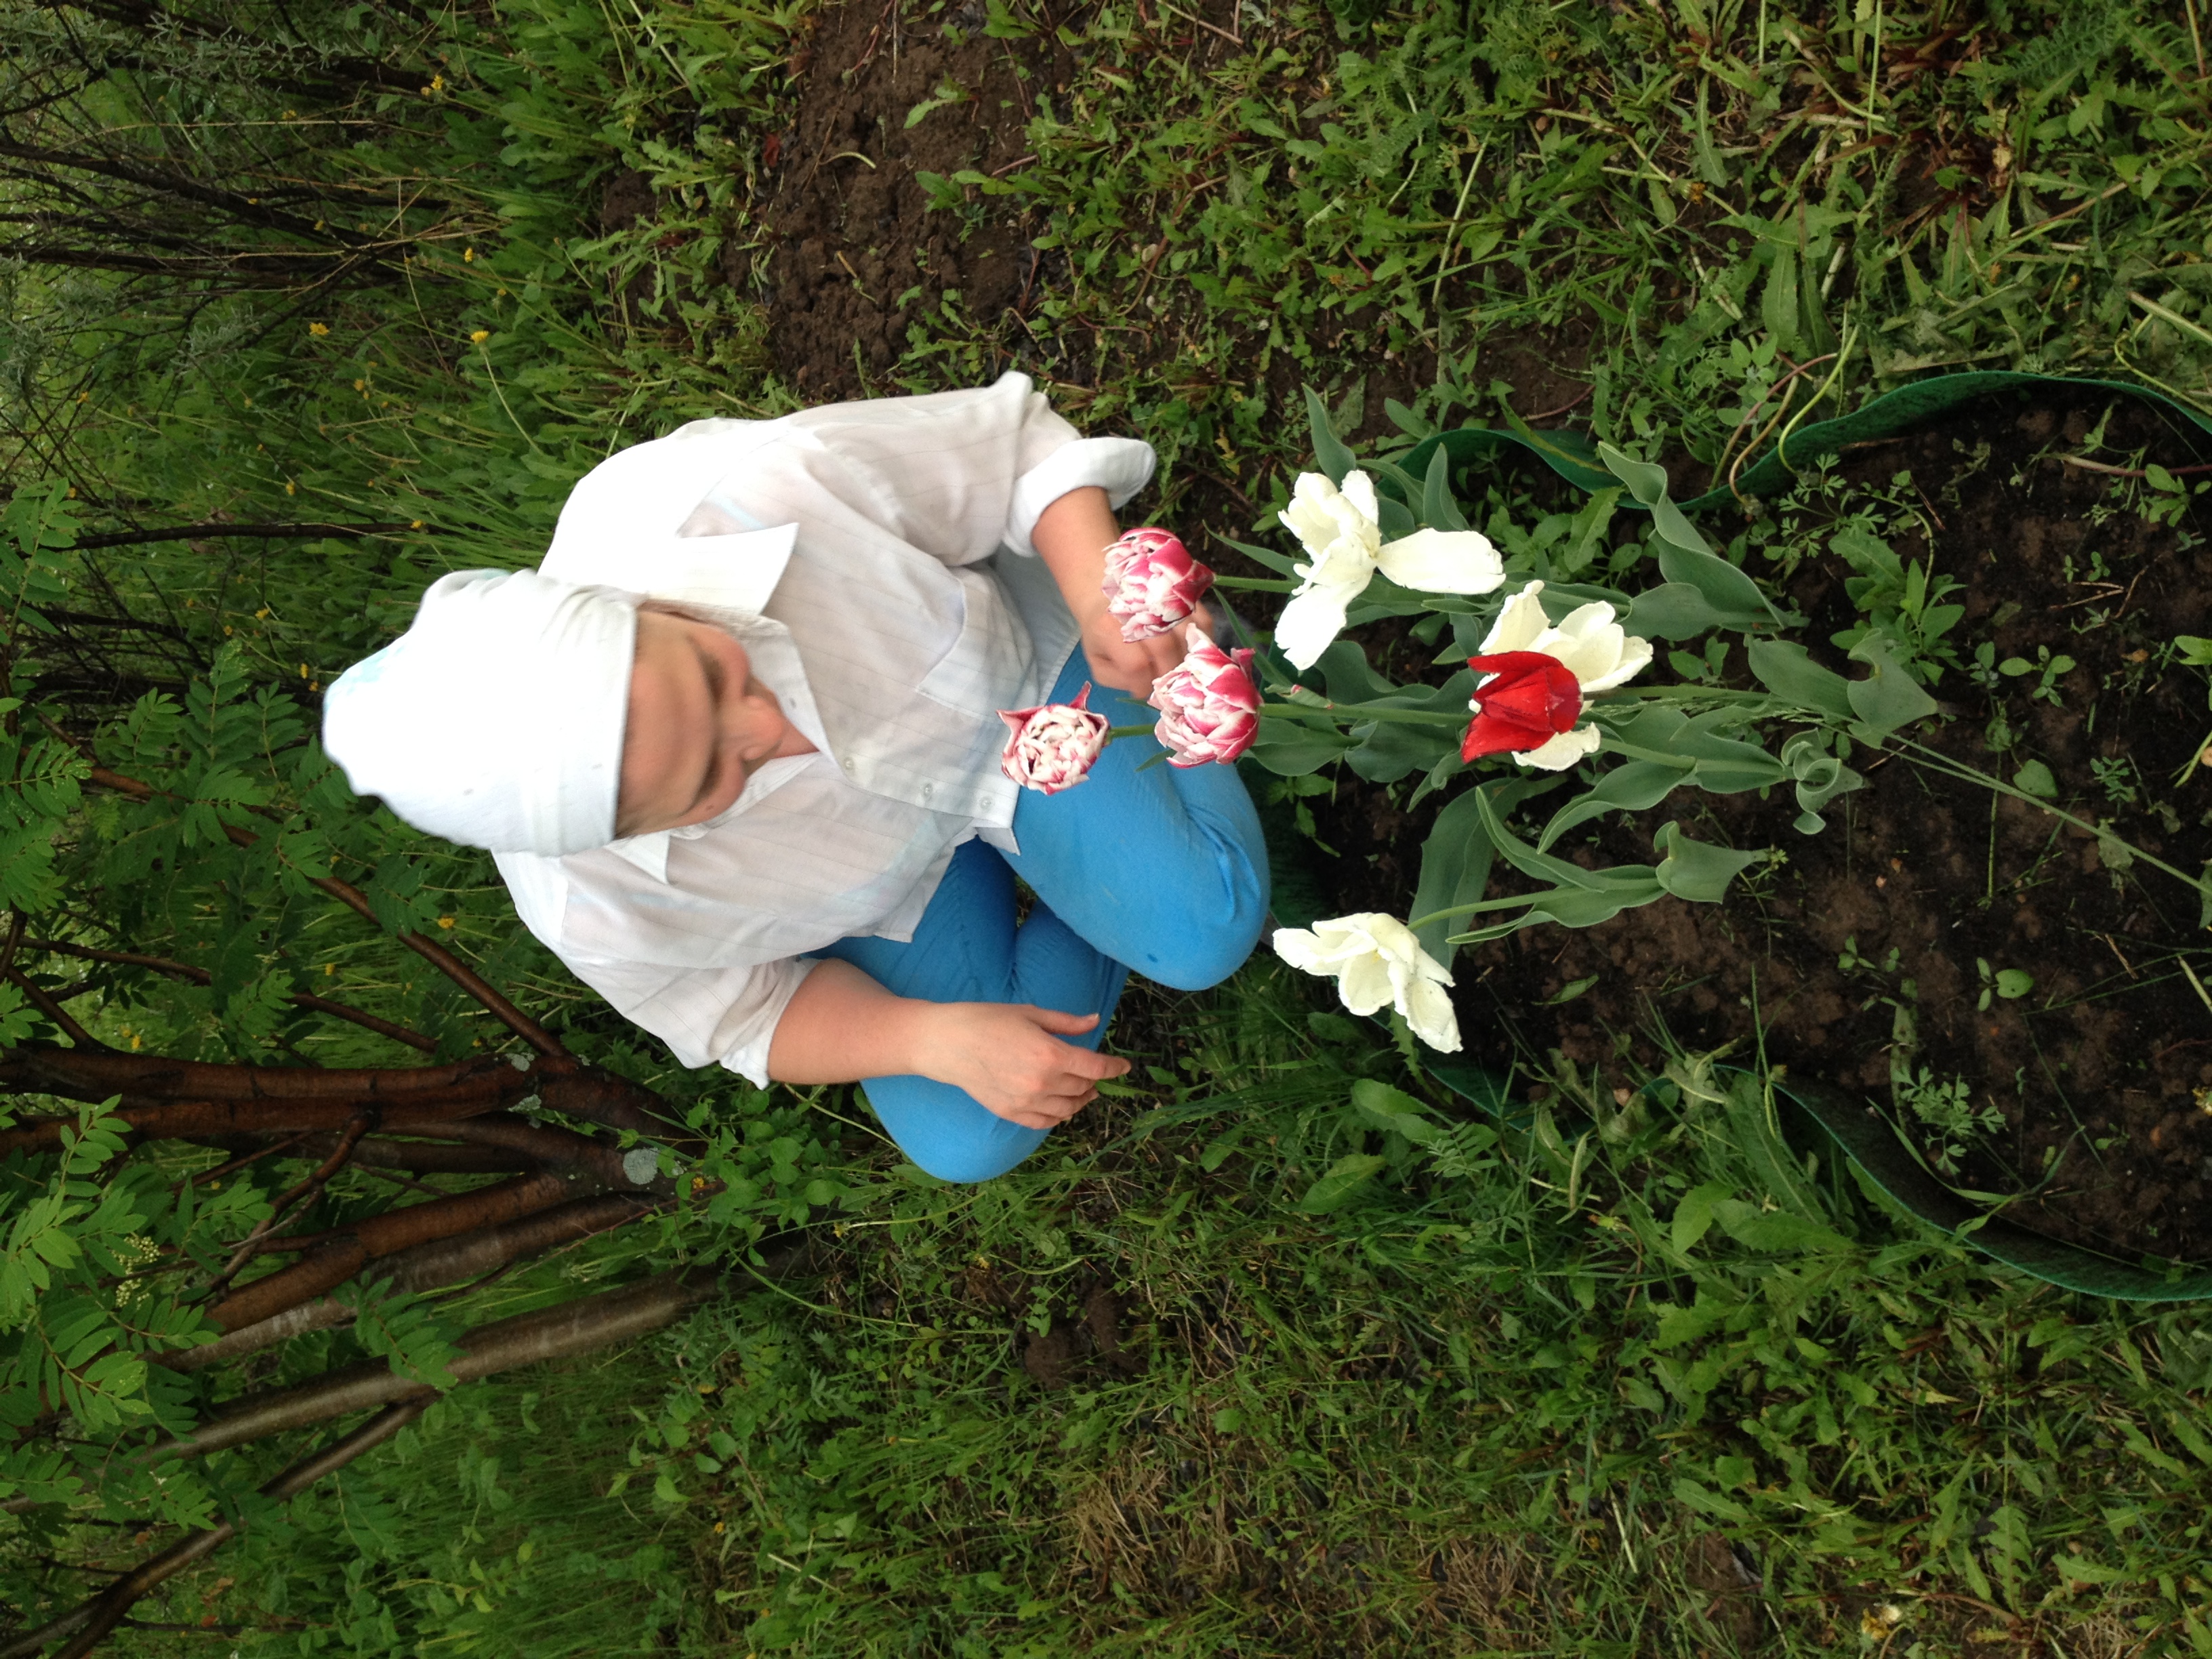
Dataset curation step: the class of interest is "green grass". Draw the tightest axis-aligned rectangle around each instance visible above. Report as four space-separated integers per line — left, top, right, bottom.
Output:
7 0 2212 1652
172 972 2212 1655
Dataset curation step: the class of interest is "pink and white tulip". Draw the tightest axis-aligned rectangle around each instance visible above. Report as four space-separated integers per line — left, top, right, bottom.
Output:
998 684 1111 794
1102 527 1215 642
1149 624 1261 767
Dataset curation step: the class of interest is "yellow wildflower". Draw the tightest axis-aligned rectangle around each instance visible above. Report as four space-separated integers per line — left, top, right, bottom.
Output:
308 321 329 336
470 329 490 344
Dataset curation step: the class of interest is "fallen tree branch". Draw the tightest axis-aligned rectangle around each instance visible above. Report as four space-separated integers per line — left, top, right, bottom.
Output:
0 1049 680 1157
160 1191 659 1372
21 939 437 1052
159 1263 740 1462
1 1400 430 1659
203 1168 577 1332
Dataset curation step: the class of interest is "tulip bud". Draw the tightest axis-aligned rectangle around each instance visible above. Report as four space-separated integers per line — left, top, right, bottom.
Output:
998 684 1110 794
1149 625 1261 767
1101 527 1214 642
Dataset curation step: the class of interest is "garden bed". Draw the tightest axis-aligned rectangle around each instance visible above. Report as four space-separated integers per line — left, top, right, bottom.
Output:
1309 387 2212 1264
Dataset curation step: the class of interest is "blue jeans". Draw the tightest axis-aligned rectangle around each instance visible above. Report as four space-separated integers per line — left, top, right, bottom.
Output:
815 651 1269 1183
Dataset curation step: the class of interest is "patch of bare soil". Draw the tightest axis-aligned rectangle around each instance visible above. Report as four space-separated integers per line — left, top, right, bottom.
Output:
751 0 1077 396
1313 389 2212 1264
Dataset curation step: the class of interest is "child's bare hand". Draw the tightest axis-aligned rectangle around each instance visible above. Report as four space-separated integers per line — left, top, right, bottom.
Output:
917 1002 1130 1130
1081 609 1186 698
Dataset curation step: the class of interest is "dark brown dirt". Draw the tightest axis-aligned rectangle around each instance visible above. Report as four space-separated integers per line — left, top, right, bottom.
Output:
1312 388 2212 1264
749 0 1589 497
753 0 1077 397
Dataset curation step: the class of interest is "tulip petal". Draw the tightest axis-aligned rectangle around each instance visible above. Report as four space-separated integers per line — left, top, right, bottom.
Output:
1271 926 1327 972
1375 527 1505 595
1400 977 1463 1052
1273 583 1357 671
1340 469 1380 525
1479 581 1549 655
1335 951 1395 1018
1577 632 1654 694
1512 724 1603 771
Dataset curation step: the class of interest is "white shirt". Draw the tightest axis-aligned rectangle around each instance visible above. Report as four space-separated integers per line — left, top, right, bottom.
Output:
492 375 1155 1084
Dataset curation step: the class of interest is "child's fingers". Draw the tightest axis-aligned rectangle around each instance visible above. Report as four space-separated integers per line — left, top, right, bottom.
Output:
1028 1007 1102 1036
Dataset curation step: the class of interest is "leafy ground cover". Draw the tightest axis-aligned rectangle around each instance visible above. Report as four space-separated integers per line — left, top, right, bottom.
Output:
6 0 2212 1653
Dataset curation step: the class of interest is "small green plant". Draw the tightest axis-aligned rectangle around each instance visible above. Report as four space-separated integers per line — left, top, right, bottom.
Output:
1975 957 2035 1011
1998 644 2077 706
1898 1067 2005 1176
1828 525 1965 687
1837 934 1900 977
2091 754 2142 807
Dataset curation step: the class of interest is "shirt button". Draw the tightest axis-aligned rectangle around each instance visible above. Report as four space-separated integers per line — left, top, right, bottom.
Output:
842 757 855 772
921 783 934 798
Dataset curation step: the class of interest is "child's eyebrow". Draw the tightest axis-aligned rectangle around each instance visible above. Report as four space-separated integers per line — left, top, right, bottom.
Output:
686 636 725 812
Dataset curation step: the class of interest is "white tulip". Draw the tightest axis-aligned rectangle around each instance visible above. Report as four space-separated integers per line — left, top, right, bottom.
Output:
1273 912 1462 1053
1274 470 1504 670
1474 580 1652 770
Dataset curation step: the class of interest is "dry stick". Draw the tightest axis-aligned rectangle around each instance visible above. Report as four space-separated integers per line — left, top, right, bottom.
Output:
80 762 563 1059
0 1048 680 1156
180 1130 541 1177
0 1094 499 1162
199 1111 377 1300
203 1168 576 1332
159 1192 658 1372
1 966 111 1052
21 939 437 1052
64 520 422 552
169 1132 310 1193
153 1264 737 1465
3 1401 432 1659
436 1114 672 1191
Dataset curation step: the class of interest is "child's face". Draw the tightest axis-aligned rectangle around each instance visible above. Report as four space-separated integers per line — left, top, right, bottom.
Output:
617 609 799 836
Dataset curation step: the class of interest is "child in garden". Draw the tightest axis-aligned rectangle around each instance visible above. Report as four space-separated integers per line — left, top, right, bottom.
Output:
323 373 1270 1183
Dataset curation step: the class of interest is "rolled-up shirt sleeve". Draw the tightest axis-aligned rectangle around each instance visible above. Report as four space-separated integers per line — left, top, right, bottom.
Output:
553 951 821 1087
785 372 1154 565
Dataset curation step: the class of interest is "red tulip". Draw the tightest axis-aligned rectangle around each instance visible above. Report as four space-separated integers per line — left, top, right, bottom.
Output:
1460 651 1583 762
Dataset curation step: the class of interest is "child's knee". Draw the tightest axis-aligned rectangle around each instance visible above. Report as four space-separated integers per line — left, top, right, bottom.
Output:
909 1139 1039 1184
863 1078 1048 1184
1140 884 1268 991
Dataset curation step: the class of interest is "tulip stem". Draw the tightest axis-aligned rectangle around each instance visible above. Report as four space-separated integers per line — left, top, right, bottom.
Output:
1260 701 1465 726
1105 724 1155 739
1210 575 1298 592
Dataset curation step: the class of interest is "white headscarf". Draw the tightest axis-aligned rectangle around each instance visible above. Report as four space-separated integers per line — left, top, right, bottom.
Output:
323 569 637 855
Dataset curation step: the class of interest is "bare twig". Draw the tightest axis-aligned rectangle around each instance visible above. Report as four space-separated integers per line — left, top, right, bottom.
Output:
1 966 111 1050
203 1168 575 1332
160 1192 659 1372
3 1401 430 1659
200 1113 377 1299
76 760 565 1057
22 939 438 1052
